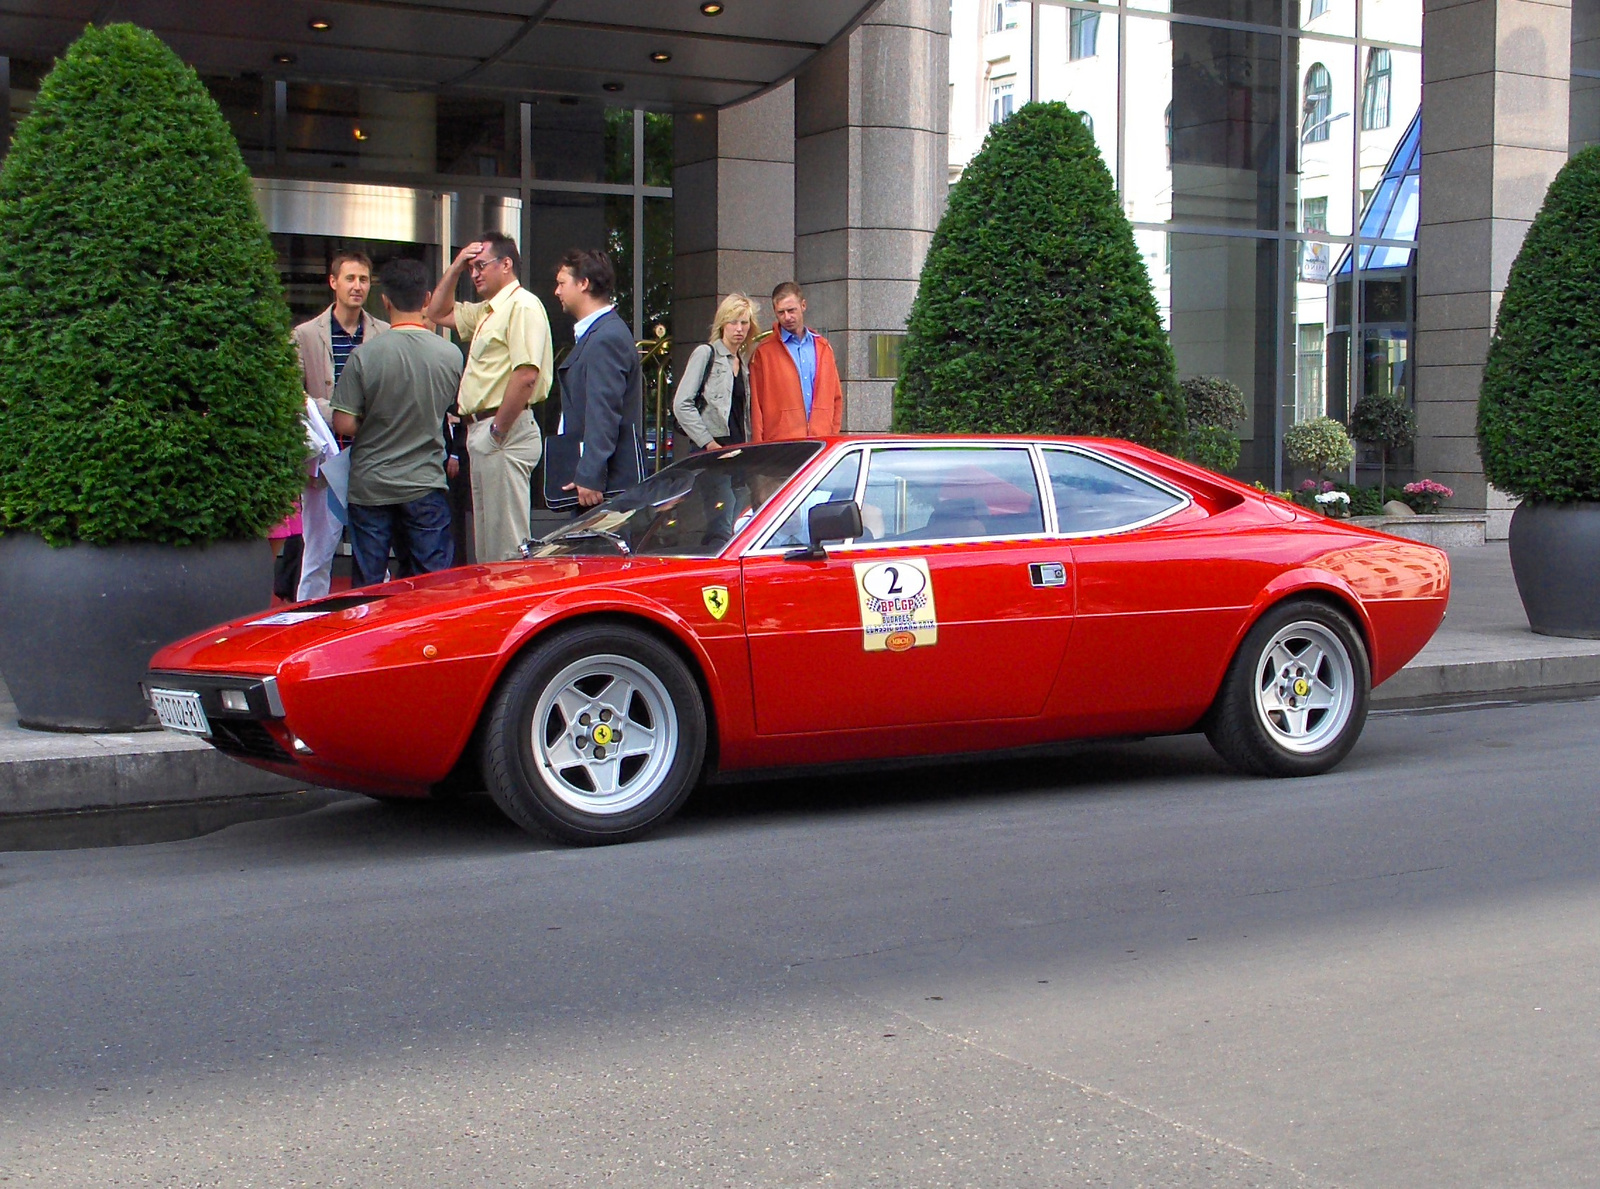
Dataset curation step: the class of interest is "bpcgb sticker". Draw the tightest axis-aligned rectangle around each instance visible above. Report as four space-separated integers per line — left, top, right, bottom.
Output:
854 558 937 652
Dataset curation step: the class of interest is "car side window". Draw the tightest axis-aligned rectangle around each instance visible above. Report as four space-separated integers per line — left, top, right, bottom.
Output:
1043 449 1184 534
858 447 1045 543
767 452 862 548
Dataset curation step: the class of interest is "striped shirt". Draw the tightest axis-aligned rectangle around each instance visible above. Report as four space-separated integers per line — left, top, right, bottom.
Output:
330 315 365 385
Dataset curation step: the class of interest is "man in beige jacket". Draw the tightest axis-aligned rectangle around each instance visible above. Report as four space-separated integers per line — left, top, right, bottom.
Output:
291 250 389 600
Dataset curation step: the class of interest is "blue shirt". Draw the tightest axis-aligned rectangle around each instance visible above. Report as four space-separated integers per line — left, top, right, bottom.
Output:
573 304 616 342
781 327 817 417
329 315 365 385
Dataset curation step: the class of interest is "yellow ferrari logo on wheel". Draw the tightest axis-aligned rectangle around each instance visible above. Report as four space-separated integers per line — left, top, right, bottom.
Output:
702 586 730 620
592 723 615 746
1293 677 1311 697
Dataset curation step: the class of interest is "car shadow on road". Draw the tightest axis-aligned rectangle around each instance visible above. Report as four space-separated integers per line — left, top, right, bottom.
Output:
679 732 1234 830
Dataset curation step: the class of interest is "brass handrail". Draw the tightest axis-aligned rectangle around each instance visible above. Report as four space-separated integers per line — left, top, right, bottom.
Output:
636 324 672 473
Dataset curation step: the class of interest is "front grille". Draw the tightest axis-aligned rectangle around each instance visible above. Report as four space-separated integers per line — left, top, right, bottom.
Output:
209 720 293 763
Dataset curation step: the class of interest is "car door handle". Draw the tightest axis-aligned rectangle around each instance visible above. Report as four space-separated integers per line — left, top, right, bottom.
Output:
1028 562 1068 588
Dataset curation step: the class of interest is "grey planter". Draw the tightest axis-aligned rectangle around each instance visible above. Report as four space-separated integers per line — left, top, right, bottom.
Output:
1508 500 1600 639
0 534 271 731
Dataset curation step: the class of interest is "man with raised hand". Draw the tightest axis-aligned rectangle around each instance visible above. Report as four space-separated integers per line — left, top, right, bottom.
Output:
424 231 552 562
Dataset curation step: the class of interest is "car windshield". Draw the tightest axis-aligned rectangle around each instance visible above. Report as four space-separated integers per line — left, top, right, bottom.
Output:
531 441 824 558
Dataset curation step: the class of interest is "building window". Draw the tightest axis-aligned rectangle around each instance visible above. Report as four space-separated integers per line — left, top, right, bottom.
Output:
1362 49 1392 131
1300 197 1330 281
1298 325 1327 423
1302 63 1332 142
1070 9 1100 60
990 79 1015 125
1308 0 1328 18
994 0 1019 32
1164 102 1173 165
1080 111 1094 137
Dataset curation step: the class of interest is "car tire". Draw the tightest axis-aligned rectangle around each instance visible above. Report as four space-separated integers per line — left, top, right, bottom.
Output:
482 623 707 845
1205 599 1371 778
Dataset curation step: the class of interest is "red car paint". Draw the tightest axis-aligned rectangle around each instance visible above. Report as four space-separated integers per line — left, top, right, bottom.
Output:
148 437 1450 798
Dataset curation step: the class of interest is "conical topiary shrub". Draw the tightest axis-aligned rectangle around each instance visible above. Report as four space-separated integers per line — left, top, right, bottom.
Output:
1477 146 1600 638
894 102 1183 450
0 23 305 546
1478 146 1600 503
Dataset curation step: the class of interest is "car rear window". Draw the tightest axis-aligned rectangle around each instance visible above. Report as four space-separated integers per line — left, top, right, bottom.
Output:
1043 449 1185 534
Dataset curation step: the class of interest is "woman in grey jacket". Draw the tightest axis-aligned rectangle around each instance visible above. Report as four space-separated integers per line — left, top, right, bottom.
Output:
673 292 759 451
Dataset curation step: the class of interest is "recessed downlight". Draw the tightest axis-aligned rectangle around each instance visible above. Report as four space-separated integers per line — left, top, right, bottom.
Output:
700 2 725 13
308 17 331 31
273 51 297 65
649 50 672 63
602 81 624 92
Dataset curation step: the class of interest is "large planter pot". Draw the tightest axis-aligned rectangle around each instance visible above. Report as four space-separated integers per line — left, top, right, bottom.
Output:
0 534 271 731
1508 500 1600 638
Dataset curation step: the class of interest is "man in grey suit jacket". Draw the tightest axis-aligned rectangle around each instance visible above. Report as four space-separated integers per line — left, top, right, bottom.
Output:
552 249 643 509
290 250 389 599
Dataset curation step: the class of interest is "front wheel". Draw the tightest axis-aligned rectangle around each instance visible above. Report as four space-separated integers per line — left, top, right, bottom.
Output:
1206 600 1370 777
482 624 707 844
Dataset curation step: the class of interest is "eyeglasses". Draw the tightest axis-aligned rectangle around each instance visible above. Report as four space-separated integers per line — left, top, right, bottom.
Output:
469 257 503 274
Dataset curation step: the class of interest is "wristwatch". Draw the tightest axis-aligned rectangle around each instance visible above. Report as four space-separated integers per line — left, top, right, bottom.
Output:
489 422 505 443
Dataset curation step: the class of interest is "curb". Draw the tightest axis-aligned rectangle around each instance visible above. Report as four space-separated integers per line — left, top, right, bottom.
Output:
0 741 304 818
1372 653 1600 709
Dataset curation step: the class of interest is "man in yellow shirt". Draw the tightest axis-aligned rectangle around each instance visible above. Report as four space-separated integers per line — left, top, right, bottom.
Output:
424 231 553 562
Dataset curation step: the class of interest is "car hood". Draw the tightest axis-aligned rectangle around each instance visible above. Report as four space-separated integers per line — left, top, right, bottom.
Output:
152 555 686 673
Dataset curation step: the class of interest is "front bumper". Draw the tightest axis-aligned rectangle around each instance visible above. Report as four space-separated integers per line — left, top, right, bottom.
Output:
144 671 296 764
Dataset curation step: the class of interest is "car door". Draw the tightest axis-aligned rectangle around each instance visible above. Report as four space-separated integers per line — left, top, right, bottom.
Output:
1039 446 1261 733
740 444 1075 735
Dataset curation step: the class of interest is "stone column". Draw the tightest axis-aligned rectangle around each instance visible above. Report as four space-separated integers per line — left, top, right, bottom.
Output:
793 0 950 431
673 84 796 378
1416 0 1571 534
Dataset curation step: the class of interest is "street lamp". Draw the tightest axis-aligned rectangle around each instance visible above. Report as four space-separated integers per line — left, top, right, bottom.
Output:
1301 110 1350 143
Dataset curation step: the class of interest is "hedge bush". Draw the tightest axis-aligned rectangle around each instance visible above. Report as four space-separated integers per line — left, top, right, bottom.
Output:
1478 145 1600 502
1284 416 1355 479
0 24 305 546
1347 391 1414 494
1180 376 1245 473
894 102 1183 451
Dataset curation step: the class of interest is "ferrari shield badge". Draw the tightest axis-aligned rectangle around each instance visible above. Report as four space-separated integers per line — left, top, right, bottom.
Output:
854 559 937 652
701 585 731 620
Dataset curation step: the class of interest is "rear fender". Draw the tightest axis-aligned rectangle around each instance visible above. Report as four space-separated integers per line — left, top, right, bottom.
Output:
1217 570 1377 694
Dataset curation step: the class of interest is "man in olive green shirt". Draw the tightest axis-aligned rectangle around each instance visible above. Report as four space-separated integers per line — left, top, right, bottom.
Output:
332 259 465 586
423 230 553 563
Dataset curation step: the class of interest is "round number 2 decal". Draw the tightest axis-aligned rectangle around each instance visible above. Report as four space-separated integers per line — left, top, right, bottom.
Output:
861 562 927 601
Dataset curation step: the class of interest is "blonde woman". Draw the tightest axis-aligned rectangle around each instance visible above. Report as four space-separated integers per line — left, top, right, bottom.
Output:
673 292 759 452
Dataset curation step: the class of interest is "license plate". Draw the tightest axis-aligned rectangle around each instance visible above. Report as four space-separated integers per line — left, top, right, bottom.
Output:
150 688 210 737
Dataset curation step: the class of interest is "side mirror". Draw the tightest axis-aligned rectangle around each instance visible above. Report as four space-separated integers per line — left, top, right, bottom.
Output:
786 499 863 561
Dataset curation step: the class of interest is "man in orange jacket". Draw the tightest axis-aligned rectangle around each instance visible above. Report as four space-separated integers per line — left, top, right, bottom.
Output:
748 281 844 441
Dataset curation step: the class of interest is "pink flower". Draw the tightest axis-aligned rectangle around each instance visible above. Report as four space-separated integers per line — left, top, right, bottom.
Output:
1404 479 1454 498
1321 480 1336 492
1299 479 1317 492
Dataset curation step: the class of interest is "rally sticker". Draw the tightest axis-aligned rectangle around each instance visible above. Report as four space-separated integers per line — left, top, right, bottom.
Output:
854 559 937 652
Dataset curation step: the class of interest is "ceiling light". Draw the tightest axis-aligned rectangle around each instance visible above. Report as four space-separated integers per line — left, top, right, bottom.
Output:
273 51 297 65
352 127 368 141
700 2 724 13
650 50 672 63
602 81 624 92
307 17 331 31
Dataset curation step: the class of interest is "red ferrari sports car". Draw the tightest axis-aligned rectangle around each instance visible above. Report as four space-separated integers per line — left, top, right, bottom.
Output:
148 436 1449 845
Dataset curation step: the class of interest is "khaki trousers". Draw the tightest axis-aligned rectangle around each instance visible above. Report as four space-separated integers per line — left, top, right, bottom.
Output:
466 412 542 563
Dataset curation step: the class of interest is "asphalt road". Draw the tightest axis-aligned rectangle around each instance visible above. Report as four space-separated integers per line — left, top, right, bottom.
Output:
2 698 1597 1188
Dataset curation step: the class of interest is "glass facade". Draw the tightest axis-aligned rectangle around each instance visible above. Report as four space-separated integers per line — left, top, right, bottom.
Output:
953 0 1422 486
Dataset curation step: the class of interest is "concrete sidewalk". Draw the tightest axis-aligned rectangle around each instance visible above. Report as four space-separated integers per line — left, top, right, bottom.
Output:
1 541 1595 824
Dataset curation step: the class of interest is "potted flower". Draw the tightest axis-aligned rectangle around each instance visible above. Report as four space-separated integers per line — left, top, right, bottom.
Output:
1402 479 1454 516
0 25 305 729
1283 416 1355 513
1478 146 1600 637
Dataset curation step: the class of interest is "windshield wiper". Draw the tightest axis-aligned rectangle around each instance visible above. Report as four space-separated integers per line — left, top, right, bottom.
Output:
552 527 632 556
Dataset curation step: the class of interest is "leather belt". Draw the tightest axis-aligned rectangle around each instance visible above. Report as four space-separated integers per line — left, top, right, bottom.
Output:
463 407 501 424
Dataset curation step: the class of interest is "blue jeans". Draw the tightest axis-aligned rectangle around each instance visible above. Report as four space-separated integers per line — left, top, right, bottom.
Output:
348 491 454 587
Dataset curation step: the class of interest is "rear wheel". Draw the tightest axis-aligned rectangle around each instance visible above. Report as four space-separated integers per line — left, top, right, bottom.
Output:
1206 600 1370 777
482 624 706 844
